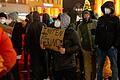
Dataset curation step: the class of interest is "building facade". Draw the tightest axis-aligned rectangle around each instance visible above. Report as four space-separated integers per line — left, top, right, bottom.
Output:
0 0 62 17
29 0 63 17
0 0 30 19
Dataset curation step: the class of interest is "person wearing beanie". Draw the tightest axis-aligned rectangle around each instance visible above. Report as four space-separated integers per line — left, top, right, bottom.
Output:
0 12 7 25
77 9 97 80
25 11 49 80
8 11 23 80
95 1 120 80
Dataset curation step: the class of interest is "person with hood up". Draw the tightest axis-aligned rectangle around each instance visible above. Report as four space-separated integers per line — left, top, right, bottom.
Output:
22 12 32 71
95 1 120 80
49 13 81 80
25 11 47 80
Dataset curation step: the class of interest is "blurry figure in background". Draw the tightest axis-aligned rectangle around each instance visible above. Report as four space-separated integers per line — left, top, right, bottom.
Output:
42 13 55 80
67 10 85 80
77 10 97 80
22 12 32 71
0 12 7 25
50 13 80 80
8 11 23 80
25 11 47 80
0 27 16 79
0 12 13 37
42 13 51 26
95 1 120 80
67 10 78 30
118 15 120 80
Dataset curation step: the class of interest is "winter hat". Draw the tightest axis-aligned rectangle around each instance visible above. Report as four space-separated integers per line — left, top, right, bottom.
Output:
101 1 114 14
60 13 70 29
32 11 39 21
0 12 7 19
26 12 32 22
82 10 90 15
8 12 18 20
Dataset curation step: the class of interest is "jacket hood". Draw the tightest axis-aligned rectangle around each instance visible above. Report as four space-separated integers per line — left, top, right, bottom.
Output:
32 11 40 21
101 1 114 14
60 13 70 29
26 12 32 22
67 10 77 23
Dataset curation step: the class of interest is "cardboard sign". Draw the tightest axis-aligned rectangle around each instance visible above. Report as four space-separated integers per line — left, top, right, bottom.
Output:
40 27 65 51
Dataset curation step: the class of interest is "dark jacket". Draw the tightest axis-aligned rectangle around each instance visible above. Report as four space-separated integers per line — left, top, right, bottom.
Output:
77 19 97 51
95 1 120 50
26 11 49 79
11 22 23 55
26 21 44 52
52 27 81 71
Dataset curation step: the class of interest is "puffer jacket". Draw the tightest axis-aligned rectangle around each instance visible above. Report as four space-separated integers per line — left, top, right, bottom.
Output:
52 26 81 71
0 28 16 77
95 1 120 50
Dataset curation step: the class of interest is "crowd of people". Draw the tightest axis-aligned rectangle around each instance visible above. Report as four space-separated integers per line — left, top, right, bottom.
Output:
0 1 120 80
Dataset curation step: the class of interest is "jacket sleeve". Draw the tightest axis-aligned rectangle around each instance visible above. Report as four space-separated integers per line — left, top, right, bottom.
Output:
114 17 120 48
0 28 17 77
65 29 81 54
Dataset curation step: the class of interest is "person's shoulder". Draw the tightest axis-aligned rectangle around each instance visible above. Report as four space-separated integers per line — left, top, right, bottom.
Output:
91 19 98 23
66 26 75 34
112 15 119 20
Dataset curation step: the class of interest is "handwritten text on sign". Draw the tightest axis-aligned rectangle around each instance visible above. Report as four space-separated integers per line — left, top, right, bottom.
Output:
40 27 65 51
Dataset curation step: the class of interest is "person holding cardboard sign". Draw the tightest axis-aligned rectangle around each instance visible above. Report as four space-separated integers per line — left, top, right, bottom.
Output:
42 13 81 80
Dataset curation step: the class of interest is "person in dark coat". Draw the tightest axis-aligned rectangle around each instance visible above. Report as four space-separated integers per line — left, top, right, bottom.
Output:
22 12 32 71
8 11 23 80
50 13 81 80
77 10 97 80
95 1 120 80
25 11 47 80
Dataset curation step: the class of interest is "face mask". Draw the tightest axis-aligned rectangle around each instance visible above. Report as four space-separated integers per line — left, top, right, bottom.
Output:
104 8 111 14
0 18 6 24
54 20 61 28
